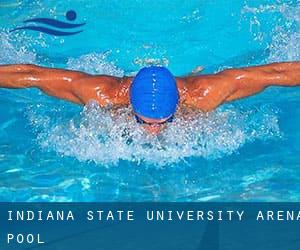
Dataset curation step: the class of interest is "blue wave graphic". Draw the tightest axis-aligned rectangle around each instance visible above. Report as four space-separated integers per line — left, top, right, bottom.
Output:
10 10 85 36
23 18 85 29
10 26 83 36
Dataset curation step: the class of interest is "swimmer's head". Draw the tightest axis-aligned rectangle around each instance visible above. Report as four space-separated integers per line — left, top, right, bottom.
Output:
129 66 179 130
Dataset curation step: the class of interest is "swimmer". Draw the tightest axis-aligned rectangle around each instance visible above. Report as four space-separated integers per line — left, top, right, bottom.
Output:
0 62 300 134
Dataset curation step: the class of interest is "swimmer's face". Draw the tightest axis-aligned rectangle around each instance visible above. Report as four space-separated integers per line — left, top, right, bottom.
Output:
135 114 171 135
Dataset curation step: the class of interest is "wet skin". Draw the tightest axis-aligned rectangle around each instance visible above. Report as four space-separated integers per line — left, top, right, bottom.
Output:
0 62 300 133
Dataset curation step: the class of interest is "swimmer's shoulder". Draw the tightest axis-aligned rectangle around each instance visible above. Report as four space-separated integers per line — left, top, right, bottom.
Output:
72 75 132 106
176 73 237 112
176 75 212 106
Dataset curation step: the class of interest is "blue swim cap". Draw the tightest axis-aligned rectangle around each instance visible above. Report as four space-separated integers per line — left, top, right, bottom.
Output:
130 66 179 120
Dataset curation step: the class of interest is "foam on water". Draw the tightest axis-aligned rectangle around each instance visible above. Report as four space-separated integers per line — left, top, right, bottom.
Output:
26 101 281 166
242 2 300 62
0 31 36 64
67 51 124 77
268 4 300 62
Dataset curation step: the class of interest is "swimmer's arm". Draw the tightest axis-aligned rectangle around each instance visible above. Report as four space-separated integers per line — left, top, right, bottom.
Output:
0 64 89 103
224 62 300 101
0 64 129 105
182 62 300 111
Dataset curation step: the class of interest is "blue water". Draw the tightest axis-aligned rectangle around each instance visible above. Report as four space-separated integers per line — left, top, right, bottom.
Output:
0 0 299 201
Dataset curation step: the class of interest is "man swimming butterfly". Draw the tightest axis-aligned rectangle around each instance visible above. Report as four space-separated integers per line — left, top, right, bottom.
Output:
0 62 300 134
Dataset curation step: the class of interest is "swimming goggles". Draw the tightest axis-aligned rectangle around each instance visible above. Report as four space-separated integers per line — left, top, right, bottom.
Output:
135 115 174 125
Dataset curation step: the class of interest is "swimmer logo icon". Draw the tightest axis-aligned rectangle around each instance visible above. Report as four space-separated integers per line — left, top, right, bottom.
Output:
10 10 85 36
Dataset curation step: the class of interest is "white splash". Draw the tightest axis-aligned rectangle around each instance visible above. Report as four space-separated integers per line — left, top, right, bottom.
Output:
67 51 124 76
0 31 36 64
26 101 281 167
268 5 300 62
242 2 300 62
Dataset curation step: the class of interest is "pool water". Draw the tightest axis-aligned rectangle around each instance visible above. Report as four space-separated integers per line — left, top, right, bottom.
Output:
0 0 299 201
